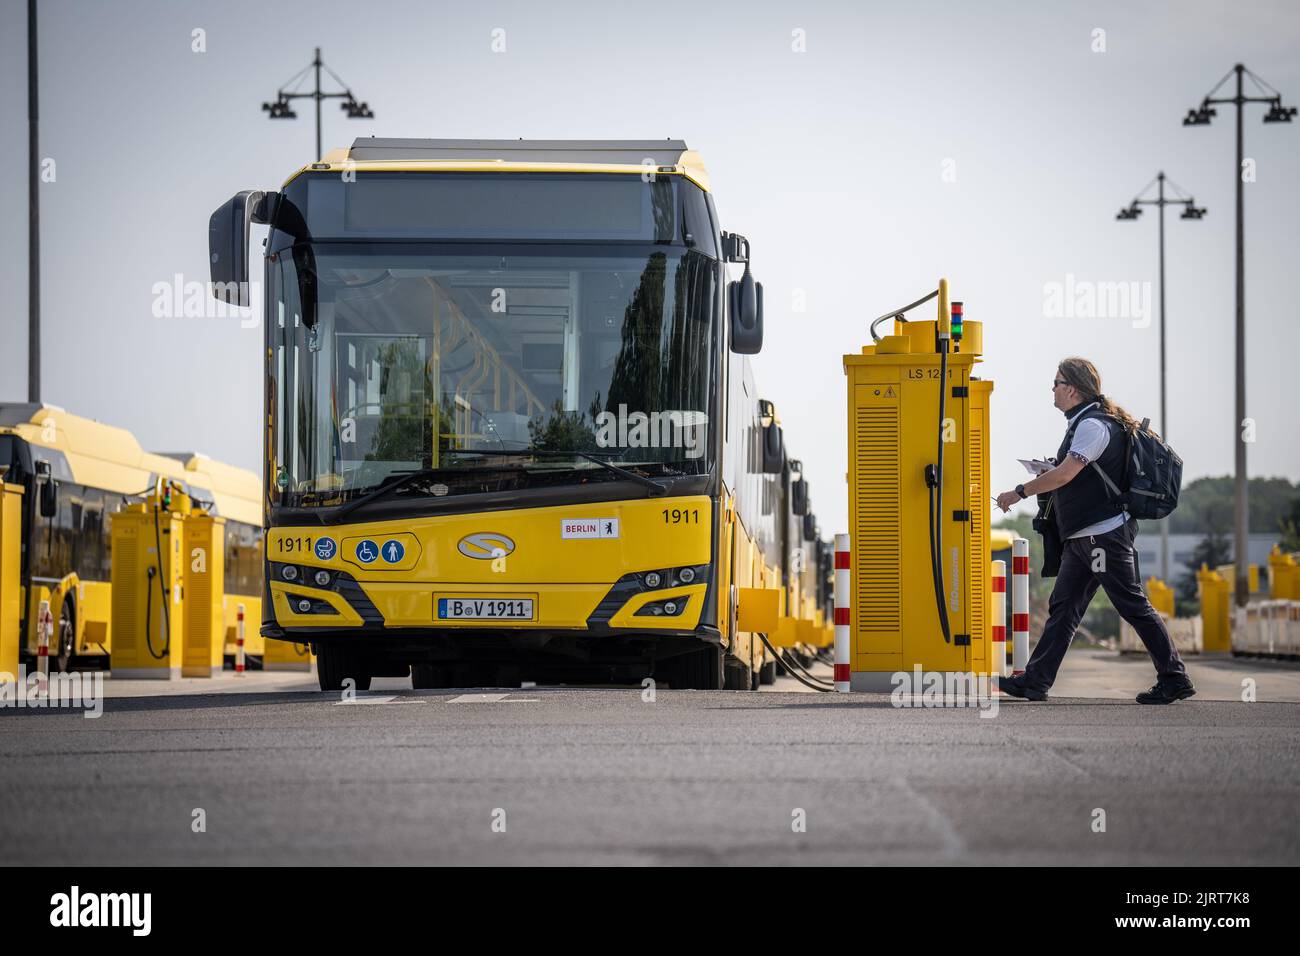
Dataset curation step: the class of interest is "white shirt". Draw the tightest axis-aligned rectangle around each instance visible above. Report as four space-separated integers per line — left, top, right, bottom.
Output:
1063 403 1126 539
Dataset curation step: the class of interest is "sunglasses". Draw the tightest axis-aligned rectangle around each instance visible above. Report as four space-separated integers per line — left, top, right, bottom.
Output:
1052 379 1068 390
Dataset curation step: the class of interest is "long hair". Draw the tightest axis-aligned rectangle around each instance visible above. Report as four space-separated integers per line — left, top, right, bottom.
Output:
1057 357 1147 435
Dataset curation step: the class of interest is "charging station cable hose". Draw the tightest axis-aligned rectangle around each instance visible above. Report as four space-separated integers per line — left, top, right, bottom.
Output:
756 632 833 692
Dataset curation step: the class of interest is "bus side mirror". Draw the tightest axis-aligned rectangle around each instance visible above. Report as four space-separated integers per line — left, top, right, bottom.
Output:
209 190 271 307
792 479 809 516
728 270 764 354
39 478 57 519
761 422 784 474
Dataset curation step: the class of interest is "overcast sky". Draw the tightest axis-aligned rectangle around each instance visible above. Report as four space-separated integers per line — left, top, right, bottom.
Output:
1 0 1297 536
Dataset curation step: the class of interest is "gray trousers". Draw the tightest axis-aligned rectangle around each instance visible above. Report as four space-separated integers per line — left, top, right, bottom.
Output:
1024 517 1189 690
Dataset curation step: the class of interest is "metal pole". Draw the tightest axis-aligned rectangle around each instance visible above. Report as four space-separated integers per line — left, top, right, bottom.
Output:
314 47 322 161
27 0 40 404
1233 64 1248 607
1157 172 1169 583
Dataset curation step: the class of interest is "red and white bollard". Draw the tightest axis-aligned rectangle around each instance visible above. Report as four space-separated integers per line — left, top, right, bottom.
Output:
1011 538 1030 675
235 603 246 676
833 533 851 693
990 560 1007 678
36 599 52 692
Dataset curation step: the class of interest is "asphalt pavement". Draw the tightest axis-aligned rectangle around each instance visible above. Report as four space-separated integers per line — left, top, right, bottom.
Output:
1 648 1296 865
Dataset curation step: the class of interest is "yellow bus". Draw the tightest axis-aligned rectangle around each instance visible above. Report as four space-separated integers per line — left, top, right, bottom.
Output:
0 404 264 670
209 138 826 690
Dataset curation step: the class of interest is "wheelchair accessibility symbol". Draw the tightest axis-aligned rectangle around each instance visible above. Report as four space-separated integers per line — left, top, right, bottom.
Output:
315 537 337 560
381 540 405 564
354 540 379 564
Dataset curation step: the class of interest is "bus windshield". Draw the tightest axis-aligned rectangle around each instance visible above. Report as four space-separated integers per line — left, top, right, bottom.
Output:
269 243 718 508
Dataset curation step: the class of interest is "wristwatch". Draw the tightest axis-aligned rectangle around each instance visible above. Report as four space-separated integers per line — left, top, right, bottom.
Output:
1015 484 1027 499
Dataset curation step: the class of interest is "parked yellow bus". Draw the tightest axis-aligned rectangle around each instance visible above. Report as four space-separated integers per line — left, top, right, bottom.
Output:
0 404 263 670
209 138 827 690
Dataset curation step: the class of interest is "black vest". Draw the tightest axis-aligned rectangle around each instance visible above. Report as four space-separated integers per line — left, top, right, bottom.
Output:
1050 405 1127 538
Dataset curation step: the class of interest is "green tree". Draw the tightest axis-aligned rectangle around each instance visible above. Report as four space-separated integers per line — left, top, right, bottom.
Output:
1169 475 1297 534
1279 497 1300 553
527 398 599 453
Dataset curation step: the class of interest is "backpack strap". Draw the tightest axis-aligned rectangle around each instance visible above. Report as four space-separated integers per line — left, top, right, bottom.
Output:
1086 413 1128 510
1090 460 1123 498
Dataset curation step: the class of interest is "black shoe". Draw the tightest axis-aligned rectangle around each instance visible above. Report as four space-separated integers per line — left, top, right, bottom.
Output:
996 674 1048 701
1136 679 1196 705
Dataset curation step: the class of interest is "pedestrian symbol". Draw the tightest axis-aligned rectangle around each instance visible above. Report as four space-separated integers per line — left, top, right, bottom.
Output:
355 540 379 564
381 540 405 564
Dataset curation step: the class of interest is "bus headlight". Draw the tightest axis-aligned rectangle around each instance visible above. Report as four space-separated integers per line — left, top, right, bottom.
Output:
282 565 299 582
314 570 331 587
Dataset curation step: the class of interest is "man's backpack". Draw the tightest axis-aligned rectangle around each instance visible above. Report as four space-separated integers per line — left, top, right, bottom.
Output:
1091 418 1182 520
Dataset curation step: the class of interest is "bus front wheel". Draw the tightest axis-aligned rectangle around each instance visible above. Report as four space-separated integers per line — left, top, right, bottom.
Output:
317 642 372 692
661 644 724 690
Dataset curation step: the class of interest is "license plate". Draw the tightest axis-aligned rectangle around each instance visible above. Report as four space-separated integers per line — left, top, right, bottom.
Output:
437 598 534 620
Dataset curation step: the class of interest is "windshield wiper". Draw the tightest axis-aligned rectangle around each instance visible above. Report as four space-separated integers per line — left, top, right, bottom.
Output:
448 447 671 496
323 468 450 524
570 452 671 496
323 449 670 522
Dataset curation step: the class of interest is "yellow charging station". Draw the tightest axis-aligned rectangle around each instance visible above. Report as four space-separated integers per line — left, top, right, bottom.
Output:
111 482 234 679
183 509 227 677
264 636 314 671
843 280 994 691
110 482 190 679
0 480 24 680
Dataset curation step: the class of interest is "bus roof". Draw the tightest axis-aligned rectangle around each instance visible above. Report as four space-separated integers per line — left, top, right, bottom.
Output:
286 137 712 191
0 403 261 527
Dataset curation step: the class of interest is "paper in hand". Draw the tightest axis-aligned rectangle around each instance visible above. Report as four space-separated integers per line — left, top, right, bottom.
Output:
1018 458 1054 476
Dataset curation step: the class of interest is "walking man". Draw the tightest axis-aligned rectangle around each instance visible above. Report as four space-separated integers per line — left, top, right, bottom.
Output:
994 358 1195 704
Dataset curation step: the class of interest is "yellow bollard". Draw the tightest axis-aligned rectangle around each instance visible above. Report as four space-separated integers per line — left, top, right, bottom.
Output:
1145 577 1175 618
1197 564 1231 654
1267 547 1297 600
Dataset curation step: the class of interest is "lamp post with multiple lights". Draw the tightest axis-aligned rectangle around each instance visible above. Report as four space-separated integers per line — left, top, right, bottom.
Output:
1116 172 1206 583
1182 64 1295 607
262 47 375 160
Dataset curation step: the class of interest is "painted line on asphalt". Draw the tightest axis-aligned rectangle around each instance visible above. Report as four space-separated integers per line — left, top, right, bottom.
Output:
334 696 427 706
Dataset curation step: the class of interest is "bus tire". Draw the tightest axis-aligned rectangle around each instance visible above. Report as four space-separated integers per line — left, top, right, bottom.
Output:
665 644 723 690
317 643 372 692
723 654 752 691
55 596 76 673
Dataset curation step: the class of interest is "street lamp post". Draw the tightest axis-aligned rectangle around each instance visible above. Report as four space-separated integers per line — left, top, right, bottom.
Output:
27 0 39 403
1183 64 1295 607
1116 173 1206 583
262 47 375 161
